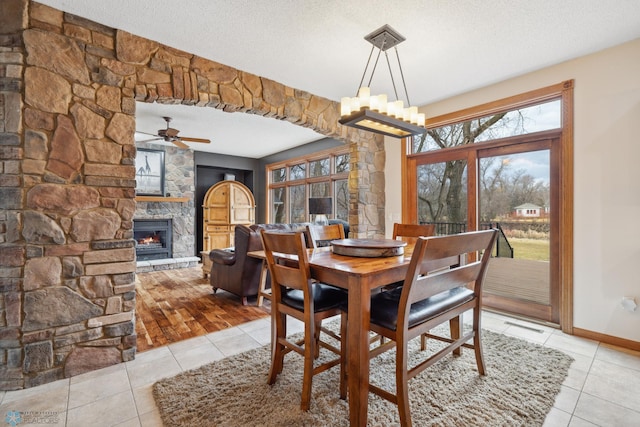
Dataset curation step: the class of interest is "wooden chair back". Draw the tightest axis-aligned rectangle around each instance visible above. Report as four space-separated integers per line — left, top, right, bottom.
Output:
401 229 497 309
306 223 345 248
260 231 311 304
392 223 436 244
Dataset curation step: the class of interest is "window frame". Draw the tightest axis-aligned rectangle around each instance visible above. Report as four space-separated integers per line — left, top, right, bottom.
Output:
266 146 350 223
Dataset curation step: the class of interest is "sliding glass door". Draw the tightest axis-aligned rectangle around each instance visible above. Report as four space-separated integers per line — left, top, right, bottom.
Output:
478 141 559 322
404 83 574 326
410 134 560 323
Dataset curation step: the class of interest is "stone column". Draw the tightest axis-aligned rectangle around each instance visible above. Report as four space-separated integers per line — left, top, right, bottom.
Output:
0 0 28 390
348 131 386 238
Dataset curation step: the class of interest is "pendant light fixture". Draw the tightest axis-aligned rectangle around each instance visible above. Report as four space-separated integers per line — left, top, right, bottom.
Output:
339 25 426 138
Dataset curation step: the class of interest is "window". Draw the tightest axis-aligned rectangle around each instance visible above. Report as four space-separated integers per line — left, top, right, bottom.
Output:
289 163 305 180
266 147 350 223
310 182 330 198
290 184 305 223
412 99 561 154
336 154 349 173
271 187 286 223
272 167 286 183
335 179 349 220
309 158 330 177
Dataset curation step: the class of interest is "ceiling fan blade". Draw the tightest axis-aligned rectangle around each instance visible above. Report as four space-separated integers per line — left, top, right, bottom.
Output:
137 137 163 143
171 139 190 149
179 137 211 143
136 131 159 137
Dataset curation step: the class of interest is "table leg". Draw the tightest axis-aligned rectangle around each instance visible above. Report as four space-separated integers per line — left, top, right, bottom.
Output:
347 275 371 427
256 259 269 307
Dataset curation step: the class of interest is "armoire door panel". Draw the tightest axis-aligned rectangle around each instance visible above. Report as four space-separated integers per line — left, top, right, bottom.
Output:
202 181 255 252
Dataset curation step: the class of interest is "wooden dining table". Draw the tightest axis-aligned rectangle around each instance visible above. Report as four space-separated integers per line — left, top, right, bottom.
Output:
249 242 415 427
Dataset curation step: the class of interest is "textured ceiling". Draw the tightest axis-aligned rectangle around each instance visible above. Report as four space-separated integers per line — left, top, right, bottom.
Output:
36 0 640 157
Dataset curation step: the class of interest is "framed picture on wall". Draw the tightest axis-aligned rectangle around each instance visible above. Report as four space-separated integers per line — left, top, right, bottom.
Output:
135 148 165 196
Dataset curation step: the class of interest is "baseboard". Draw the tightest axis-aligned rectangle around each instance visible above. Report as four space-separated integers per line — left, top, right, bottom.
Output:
573 327 640 352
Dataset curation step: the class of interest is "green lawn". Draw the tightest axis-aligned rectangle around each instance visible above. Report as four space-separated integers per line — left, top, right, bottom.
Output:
508 238 550 261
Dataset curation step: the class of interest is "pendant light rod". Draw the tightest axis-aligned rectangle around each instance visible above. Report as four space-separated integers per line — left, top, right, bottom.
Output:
394 46 412 107
356 44 376 97
367 37 386 88
384 49 400 102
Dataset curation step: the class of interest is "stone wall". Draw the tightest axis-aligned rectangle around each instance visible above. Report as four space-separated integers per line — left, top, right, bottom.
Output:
0 0 385 390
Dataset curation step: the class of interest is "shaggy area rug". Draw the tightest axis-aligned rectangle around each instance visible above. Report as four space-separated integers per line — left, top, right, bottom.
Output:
153 326 573 426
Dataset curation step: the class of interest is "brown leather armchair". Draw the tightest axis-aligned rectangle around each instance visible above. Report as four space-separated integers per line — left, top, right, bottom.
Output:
209 223 318 305
209 225 263 305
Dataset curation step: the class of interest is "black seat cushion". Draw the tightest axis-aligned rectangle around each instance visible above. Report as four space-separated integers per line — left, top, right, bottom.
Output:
282 283 347 312
370 286 474 331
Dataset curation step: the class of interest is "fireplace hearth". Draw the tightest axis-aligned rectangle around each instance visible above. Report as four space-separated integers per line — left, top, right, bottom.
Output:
134 219 172 261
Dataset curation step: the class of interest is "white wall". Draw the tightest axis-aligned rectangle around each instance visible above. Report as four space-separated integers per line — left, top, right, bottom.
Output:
384 139 403 238
385 38 640 342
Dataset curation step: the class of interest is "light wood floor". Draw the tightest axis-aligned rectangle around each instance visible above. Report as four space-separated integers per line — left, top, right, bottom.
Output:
135 266 269 352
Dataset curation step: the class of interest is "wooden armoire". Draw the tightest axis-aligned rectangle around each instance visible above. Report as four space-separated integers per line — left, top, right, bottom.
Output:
201 181 255 276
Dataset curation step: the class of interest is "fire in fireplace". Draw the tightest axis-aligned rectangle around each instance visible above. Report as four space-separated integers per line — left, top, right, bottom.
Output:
133 219 173 261
137 234 163 248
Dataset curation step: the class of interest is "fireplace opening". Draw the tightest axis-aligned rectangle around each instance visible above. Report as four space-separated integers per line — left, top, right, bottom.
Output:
134 219 172 261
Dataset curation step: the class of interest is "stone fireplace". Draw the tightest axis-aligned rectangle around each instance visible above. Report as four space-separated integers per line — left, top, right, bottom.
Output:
133 219 172 260
132 142 198 272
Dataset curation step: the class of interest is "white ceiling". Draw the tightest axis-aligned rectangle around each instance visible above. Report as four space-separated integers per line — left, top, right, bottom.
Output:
37 0 640 157
133 101 323 157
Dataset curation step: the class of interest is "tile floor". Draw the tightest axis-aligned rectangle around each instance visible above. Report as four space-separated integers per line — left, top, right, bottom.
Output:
1 311 639 426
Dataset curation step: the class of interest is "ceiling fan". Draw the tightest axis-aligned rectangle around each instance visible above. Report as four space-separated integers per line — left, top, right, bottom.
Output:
136 116 211 149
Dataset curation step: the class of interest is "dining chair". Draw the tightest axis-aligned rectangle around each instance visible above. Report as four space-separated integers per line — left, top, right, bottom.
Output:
260 230 348 410
381 223 436 294
305 223 346 248
392 222 436 243
367 229 498 427
305 223 348 356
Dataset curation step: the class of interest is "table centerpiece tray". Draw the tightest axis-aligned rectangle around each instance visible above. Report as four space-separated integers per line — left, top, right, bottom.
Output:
330 238 407 257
